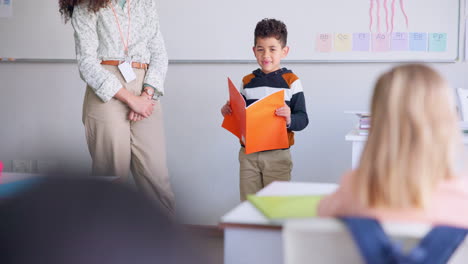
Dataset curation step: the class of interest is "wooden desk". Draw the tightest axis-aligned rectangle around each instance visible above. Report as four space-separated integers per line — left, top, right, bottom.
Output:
220 181 337 264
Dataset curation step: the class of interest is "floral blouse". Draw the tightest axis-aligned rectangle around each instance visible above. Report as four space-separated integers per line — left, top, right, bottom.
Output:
72 0 168 102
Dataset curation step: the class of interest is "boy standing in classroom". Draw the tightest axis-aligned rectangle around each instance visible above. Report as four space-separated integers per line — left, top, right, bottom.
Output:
221 18 309 201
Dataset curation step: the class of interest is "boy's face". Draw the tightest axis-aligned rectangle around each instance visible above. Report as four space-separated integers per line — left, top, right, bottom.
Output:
253 37 289 74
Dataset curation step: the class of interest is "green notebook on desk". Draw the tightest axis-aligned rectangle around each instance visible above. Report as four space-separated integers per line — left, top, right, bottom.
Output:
247 195 323 219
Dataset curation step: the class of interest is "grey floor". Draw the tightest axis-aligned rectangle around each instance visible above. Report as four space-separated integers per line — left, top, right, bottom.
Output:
202 235 224 264
185 225 224 264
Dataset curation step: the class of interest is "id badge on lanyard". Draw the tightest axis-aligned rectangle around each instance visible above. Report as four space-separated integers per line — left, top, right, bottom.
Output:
118 56 136 83
110 2 136 83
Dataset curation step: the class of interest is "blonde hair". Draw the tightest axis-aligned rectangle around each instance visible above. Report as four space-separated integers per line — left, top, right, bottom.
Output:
354 64 461 209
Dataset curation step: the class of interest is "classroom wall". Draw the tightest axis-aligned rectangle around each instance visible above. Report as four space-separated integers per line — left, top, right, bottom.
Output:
1 62 468 225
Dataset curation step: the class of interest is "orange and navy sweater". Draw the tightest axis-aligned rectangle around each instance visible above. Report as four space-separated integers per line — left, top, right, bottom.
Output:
241 67 308 147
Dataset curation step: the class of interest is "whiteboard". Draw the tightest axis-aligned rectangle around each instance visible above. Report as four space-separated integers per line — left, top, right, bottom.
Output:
0 0 460 62
156 0 460 62
0 0 75 60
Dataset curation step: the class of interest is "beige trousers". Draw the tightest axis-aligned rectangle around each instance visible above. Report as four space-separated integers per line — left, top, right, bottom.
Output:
238 147 293 201
82 65 175 214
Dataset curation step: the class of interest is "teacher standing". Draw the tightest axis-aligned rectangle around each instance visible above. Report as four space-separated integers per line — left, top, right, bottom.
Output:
59 0 175 214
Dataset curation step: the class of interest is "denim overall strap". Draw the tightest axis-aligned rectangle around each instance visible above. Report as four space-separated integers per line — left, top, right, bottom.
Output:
341 217 404 264
415 225 468 264
340 217 468 264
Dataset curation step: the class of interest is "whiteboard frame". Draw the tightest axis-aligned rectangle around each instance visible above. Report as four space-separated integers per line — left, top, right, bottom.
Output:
0 58 460 64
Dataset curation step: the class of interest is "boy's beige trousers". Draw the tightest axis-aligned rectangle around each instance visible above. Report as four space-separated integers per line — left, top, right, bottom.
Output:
238 147 292 201
82 65 175 214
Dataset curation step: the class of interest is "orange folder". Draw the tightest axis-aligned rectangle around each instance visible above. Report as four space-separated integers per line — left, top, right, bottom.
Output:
222 78 289 154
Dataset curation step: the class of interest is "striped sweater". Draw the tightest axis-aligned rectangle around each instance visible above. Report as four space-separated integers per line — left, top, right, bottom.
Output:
241 67 309 147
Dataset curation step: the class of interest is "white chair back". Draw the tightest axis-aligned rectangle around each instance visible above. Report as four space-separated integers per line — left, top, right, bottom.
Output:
456 88 468 121
283 218 468 264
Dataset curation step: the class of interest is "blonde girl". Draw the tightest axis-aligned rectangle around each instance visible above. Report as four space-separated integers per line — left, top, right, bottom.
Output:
318 64 468 227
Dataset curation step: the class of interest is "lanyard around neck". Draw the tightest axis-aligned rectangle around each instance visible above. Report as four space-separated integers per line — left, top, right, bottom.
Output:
109 0 131 58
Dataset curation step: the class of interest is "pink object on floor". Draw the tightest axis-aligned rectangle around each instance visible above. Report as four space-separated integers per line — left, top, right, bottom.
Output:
0 160 3 182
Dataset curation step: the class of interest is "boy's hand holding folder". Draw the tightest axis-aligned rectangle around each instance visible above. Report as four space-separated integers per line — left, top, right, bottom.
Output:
221 78 289 154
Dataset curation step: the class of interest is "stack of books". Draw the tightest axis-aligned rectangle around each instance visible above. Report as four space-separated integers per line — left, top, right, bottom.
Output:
358 114 370 135
348 113 468 136
345 111 371 136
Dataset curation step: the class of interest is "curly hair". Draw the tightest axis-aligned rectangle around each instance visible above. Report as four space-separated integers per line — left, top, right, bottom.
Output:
254 18 288 47
59 0 111 23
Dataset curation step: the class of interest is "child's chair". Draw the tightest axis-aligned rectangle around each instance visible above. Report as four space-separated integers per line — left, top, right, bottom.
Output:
456 88 468 121
283 218 468 264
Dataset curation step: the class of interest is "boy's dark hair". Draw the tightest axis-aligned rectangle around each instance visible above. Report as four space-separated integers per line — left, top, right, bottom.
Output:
254 18 288 47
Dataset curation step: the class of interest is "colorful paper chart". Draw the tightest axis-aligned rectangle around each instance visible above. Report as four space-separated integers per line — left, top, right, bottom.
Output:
429 33 447 52
316 33 333 52
334 33 352 52
409 32 428 51
313 32 446 54
353 33 370 51
391 32 409 51
372 33 391 52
